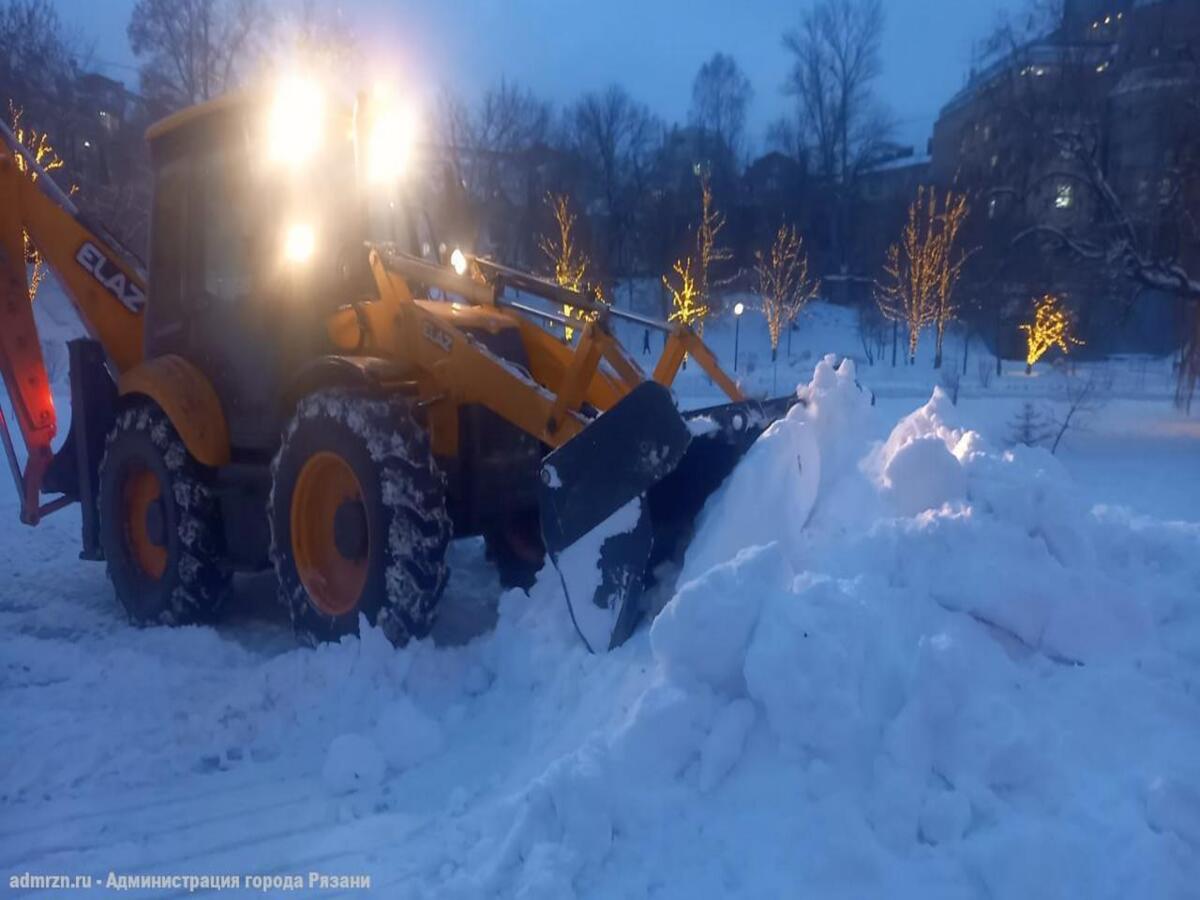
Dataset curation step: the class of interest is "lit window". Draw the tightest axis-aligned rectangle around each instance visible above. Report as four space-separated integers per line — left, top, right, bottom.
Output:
1055 183 1074 210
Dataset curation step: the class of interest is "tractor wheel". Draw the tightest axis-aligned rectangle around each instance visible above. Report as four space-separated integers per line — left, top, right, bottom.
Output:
98 402 230 625
484 510 545 591
268 390 452 646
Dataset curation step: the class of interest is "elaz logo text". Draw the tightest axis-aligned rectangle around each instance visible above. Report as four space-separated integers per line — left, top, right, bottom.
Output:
76 241 145 313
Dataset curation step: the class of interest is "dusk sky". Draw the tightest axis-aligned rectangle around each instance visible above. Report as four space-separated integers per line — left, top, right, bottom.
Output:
53 0 1016 151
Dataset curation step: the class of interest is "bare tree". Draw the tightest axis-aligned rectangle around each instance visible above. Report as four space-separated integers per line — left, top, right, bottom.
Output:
857 300 888 365
783 0 887 179
567 85 660 280
439 79 552 204
127 0 266 111
0 0 81 128
268 0 355 71
765 115 804 161
689 52 753 160
782 0 892 270
1048 364 1110 455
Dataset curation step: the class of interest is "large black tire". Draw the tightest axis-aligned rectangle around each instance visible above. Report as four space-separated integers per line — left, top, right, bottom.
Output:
97 402 230 625
484 510 545 591
268 389 452 646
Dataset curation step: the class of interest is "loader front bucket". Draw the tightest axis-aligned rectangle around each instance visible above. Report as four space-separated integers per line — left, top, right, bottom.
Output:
647 394 799 567
538 381 689 652
539 384 799 653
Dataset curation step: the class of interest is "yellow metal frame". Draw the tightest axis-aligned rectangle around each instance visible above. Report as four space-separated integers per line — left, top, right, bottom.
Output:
325 250 745 460
119 355 231 468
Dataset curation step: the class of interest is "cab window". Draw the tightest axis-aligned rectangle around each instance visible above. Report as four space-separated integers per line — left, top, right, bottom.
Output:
196 143 256 304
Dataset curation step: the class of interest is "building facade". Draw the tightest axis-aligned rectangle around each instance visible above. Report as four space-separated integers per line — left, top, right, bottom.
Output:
928 0 1200 355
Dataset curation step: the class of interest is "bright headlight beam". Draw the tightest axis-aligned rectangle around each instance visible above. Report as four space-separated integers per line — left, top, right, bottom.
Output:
283 222 316 264
364 88 414 185
450 248 468 276
268 74 324 166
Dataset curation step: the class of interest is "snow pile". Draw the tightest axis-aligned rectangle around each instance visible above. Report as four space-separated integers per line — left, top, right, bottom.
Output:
459 356 1198 896
3 355 1197 898
859 386 1146 662
682 417 820 579
682 354 866 580
322 733 386 794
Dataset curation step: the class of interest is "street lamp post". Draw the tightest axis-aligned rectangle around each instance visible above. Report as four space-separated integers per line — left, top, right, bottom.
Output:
733 301 745 373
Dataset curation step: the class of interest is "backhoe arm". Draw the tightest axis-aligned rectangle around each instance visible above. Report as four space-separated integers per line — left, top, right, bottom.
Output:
0 121 145 524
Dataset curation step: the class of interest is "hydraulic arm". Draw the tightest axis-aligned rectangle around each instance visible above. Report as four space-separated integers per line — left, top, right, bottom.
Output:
0 121 146 524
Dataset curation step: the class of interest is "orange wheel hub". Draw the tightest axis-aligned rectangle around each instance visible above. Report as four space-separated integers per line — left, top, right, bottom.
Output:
122 466 167 580
290 452 369 617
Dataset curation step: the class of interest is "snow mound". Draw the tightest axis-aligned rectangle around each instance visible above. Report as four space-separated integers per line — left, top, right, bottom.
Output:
458 361 1194 895
652 543 792 692
374 696 445 771
322 733 385 794
7 356 1197 898
681 354 874 580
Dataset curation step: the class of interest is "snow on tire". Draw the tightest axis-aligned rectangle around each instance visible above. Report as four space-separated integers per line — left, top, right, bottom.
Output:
268 389 452 646
97 402 230 625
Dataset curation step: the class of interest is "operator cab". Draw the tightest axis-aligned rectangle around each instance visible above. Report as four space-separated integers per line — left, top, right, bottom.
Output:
142 82 430 450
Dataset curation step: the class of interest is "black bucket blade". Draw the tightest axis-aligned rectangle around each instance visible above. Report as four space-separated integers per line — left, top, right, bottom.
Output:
538 381 691 555
646 394 799 567
555 498 654 653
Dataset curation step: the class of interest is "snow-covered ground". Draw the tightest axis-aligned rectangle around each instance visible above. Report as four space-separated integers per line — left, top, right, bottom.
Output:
2 291 1200 897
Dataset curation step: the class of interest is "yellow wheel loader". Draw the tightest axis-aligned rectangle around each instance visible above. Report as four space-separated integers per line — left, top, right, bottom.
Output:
0 79 797 652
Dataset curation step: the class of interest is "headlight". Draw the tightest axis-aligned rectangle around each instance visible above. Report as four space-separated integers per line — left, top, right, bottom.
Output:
283 222 316 264
450 248 468 276
268 74 324 166
364 86 414 185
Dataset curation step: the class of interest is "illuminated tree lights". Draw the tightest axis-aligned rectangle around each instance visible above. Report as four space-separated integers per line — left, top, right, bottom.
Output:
664 255 706 330
9 103 70 303
1021 293 1084 370
875 186 972 366
755 223 819 362
537 191 592 341
663 170 730 339
695 170 731 327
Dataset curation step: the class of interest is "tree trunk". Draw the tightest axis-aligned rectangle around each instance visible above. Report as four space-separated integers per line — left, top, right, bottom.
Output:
891 320 898 367
961 329 970 375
